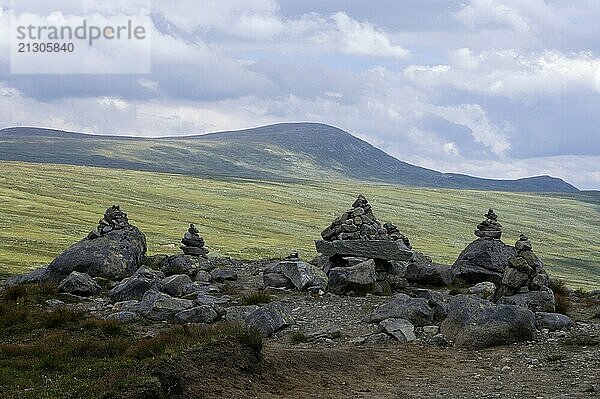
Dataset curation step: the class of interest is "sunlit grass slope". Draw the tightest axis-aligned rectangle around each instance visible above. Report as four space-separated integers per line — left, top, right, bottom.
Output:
0 161 598 289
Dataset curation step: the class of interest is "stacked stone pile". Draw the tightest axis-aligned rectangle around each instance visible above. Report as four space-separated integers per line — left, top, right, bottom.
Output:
88 205 130 239
180 223 209 256
320 194 411 246
314 195 414 295
493 234 555 312
474 209 502 239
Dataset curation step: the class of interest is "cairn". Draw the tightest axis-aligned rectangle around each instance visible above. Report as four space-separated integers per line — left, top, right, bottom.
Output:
320 194 411 246
474 209 502 239
494 234 550 298
180 223 209 256
88 205 130 239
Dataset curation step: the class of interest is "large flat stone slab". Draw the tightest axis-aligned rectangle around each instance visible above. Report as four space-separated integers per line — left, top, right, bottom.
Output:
315 239 413 261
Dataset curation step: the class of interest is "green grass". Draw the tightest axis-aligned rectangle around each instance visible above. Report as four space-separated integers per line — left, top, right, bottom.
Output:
0 283 262 398
0 161 598 289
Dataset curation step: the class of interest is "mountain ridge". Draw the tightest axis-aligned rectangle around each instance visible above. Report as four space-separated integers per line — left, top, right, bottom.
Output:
0 123 579 192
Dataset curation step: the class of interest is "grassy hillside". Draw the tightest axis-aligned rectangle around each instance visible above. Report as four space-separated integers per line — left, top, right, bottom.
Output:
0 161 597 289
0 124 578 192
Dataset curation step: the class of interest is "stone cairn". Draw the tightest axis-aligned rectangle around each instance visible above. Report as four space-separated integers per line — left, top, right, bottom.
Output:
474 209 502 239
180 223 209 256
314 195 414 296
320 194 411 247
494 234 550 300
88 205 130 239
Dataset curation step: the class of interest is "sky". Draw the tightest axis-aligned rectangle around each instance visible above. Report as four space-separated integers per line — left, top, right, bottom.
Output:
0 1 599 189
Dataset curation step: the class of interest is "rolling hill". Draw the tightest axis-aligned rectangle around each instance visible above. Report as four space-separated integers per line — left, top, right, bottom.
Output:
0 123 578 192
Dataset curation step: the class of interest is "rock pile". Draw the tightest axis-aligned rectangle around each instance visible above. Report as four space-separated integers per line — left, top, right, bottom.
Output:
493 234 555 312
451 209 516 285
314 195 414 295
180 224 209 256
88 205 130 239
320 195 411 246
474 209 502 239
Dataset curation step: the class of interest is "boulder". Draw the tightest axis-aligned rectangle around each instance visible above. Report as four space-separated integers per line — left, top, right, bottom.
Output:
138 290 194 321
327 259 377 295
109 267 164 302
379 318 416 342
210 269 238 283
535 312 573 332
497 286 556 312
411 289 450 322
405 253 453 286
263 272 294 288
279 260 328 291
244 302 293 337
451 238 516 285
143 254 169 271
46 226 146 282
440 295 536 349
315 239 413 261
466 282 496 299
175 305 219 324
194 270 212 283
225 305 260 323
58 271 101 296
161 274 193 297
368 294 434 326
163 255 207 277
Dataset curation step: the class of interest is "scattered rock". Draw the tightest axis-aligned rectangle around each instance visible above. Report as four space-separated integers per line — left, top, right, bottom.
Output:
109 267 164 302
225 305 260 323
279 257 328 291
379 318 416 342
244 302 293 337
429 333 449 347
368 294 434 326
106 311 139 323
405 253 453 286
161 274 193 297
327 259 377 295
466 282 496 299
535 312 574 332
210 269 238 283
138 290 194 322
440 295 536 349
58 271 101 297
175 305 219 324
497 286 556 313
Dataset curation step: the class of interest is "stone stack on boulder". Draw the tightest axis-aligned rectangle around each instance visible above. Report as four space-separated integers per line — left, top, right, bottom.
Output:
314 195 414 295
45 205 147 282
451 209 516 285
88 205 131 239
493 234 555 312
180 224 209 256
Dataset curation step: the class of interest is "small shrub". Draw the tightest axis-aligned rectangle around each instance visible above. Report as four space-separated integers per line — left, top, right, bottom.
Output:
288 331 308 344
41 306 86 329
1 283 57 304
0 302 31 328
549 279 572 315
80 318 128 336
241 291 272 305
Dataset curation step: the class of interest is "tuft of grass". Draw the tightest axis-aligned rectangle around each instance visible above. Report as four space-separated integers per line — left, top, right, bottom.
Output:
241 291 273 305
41 306 86 329
289 331 308 344
549 278 572 315
1 282 57 304
80 318 129 336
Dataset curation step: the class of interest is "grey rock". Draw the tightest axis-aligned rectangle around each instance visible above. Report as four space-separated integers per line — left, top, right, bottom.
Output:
106 311 139 323
352 333 392 345
112 300 140 312
368 294 434 326
163 255 209 277
411 289 450 322
46 226 146 282
310 255 334 274
161 274 193 297
379 318 416 342
138 290 194 321
535 312 573 332
143 254 169 271
4 267 49 286
58 271 101 296
429 334 450 347
175 305 219 324
210 269 238 283
194 294 232 307
109 267 164 302
263 273 294 289
497 286 556 312
452 238 516 285
45 299 65 308
194 270 212 283
315 239 413 261
467 282 496 299
244 302 293 337
406 253 453 286
440 295 536 349
279 260 328 290
327 259 377 295
225 305 260 322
